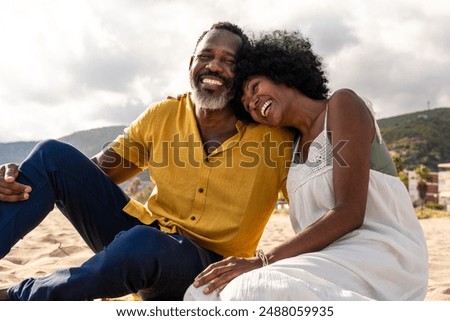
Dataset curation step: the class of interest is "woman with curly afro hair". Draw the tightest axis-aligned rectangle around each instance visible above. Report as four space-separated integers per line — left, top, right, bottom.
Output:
185 30 428 301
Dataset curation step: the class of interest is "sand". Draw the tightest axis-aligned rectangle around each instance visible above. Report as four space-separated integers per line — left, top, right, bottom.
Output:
1 208 449 300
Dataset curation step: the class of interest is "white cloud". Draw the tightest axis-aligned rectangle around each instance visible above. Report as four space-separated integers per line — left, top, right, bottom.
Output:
1 0 449 142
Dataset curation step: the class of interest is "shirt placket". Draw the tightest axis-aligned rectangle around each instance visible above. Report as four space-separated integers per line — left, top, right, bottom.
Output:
190 157 211 225
189 121 244 226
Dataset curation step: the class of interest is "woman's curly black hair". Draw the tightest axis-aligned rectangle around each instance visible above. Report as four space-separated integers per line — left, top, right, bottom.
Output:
231 30 330 122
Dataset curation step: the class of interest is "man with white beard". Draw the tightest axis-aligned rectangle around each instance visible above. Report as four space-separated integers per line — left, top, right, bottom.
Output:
0 22 292 301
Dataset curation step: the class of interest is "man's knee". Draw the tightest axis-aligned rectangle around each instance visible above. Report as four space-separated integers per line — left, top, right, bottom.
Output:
32 139 79 160
107 225 166 262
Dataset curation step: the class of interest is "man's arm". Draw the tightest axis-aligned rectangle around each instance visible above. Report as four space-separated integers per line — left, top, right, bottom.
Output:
91 147 141 184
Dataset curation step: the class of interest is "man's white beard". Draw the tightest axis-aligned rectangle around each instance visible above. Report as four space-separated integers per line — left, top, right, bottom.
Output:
190 86 233 111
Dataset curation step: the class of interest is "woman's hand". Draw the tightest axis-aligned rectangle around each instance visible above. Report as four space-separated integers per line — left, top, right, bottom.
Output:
193 255 263 295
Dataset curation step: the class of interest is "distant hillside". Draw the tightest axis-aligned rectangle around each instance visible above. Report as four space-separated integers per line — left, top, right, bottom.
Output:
58 125 126 158
0 141 41 166
378 107 450 171
0 125 125 165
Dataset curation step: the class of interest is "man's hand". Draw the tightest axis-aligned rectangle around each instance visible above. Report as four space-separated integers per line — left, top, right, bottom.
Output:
0 163 32 202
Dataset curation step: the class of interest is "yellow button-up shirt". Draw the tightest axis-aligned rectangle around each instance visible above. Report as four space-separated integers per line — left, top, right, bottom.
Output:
112 93 293 257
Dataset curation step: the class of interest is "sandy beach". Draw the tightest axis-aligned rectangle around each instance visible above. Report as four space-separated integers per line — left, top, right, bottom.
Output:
1 208 449 300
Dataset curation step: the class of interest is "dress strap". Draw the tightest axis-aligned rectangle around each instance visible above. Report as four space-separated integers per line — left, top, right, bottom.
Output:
292 134 301 164
324 103 329 133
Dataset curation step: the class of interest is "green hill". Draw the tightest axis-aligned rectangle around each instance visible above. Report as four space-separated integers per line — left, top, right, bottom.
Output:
378 107 450 171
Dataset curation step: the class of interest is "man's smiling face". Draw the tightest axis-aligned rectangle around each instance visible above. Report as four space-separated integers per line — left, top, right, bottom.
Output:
189 29 242 111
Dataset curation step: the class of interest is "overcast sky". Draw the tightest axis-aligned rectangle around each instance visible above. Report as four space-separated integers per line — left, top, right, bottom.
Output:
1 0 449 142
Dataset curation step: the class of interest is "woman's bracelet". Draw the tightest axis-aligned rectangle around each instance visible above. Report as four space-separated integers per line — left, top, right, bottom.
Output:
255 249 269 267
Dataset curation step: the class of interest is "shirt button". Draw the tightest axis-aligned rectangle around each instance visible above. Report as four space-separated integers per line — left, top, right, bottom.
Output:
190 216 196 220
163 218 169 222
198 188 204 193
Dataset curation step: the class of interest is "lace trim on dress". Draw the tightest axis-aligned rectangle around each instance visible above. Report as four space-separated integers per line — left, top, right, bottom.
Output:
288 130 333 194
287 105 333 194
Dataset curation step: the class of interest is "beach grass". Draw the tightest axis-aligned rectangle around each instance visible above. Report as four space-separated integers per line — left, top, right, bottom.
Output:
416 207 450 219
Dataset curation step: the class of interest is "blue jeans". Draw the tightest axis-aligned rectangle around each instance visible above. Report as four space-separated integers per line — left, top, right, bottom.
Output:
0 140 221 300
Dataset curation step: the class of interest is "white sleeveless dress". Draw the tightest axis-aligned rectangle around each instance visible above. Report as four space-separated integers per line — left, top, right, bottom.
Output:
184 108 429 301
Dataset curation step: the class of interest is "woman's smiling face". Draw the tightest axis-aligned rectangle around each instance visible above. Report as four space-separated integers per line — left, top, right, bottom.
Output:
241 75 288 127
